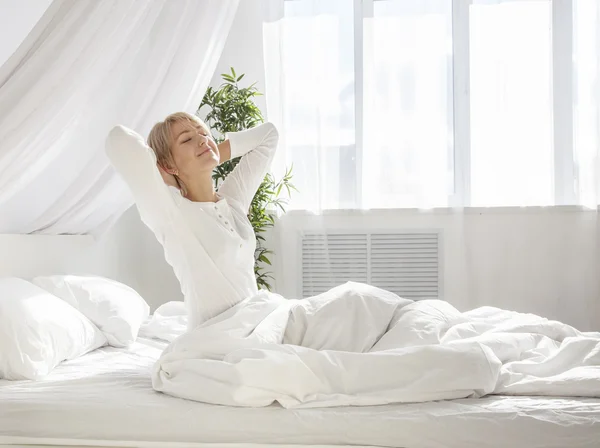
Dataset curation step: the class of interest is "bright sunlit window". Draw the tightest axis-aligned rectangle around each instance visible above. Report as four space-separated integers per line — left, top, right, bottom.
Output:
363 0 452 209
469 0 553 206
266 0 596 210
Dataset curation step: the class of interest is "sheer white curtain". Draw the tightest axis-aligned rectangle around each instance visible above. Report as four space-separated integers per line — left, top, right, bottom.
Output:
0 0 238 235
264 0 599 211
264 0 357 211
0 0 53 68
265 0 455 211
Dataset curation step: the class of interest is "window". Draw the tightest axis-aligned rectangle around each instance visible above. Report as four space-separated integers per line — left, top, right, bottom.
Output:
364 0 453 209
469 0 553 207
267 0 597 210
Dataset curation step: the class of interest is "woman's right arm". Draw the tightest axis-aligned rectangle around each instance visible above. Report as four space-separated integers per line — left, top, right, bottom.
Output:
216 122 279 211
105 125 176 232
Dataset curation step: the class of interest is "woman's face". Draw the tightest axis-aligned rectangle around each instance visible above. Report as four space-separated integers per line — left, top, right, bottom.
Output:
167 120 219 178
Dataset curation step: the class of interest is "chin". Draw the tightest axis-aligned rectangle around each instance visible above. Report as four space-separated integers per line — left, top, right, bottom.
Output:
203 157 219 171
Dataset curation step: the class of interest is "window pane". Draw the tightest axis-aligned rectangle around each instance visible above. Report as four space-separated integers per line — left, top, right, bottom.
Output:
573 0 600 207
282 0 355 210
363 0 453 209
469 0 553 207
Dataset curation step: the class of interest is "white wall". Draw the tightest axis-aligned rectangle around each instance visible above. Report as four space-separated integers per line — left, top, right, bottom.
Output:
96 208 163 299
0 0 52 68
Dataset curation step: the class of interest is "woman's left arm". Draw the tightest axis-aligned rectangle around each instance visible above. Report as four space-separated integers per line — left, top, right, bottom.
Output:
216 123 279 211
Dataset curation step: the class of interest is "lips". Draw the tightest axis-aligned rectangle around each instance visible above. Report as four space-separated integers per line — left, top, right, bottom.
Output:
197 148 211 157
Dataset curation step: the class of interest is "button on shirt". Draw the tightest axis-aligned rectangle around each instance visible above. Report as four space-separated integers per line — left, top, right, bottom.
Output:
106 123 279 329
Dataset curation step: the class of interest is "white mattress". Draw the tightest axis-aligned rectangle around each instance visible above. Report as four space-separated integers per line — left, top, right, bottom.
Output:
1 337 599 448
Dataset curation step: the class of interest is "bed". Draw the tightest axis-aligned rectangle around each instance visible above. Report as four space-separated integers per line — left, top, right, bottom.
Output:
1 334 599 448
1 235 599 448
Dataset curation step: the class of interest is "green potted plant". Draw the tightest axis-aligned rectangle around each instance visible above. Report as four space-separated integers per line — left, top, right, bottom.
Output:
198 67 295 291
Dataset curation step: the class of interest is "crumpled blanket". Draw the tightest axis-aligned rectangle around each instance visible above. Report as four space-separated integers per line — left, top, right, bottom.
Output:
146 282 600 408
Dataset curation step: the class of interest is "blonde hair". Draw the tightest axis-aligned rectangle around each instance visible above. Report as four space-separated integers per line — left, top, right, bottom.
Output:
147 111 209 197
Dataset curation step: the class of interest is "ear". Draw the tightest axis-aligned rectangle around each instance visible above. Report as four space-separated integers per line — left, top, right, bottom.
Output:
158 163 178 176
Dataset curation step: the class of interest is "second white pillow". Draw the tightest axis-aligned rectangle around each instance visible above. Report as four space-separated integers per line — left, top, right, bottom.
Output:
32 275 150 347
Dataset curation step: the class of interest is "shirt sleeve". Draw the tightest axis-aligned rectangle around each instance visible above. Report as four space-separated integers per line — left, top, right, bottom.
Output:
105 125 176 234
217 122 279 212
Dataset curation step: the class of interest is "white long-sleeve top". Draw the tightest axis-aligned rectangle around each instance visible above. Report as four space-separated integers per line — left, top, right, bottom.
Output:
106 122 279 329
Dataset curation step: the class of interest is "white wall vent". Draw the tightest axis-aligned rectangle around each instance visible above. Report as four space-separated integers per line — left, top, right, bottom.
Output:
301 231 441 300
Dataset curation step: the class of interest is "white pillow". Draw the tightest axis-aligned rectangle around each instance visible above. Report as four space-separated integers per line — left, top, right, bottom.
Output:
32 275 150 347
0 278 107 380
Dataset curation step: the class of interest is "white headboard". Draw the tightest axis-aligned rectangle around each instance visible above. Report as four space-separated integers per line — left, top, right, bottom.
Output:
0 234 119 279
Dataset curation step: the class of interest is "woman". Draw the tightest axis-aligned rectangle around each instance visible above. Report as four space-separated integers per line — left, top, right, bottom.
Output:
106 112 278 330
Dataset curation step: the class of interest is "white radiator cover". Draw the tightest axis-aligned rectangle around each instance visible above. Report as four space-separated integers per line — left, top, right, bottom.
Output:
301 231 442 300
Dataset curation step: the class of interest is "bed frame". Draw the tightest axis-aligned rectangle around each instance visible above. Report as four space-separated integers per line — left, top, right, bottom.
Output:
0 234 95 277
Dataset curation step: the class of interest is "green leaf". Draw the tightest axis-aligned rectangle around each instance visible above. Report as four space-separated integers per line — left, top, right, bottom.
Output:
258 254 272 265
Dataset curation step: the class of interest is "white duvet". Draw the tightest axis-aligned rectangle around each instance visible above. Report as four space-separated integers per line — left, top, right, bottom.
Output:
149 282 600 408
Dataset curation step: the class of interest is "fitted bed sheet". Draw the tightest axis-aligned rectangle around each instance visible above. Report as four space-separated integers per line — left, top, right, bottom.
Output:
1 337 599 448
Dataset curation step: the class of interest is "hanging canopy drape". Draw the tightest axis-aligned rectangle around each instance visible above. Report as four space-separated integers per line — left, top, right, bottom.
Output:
0 0 239 235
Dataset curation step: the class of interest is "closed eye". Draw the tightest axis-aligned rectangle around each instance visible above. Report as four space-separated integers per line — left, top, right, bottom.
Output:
183 138 191 143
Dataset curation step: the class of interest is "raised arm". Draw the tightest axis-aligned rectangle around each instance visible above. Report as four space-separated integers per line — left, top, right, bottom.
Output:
217 122 279 211
105 125 176 233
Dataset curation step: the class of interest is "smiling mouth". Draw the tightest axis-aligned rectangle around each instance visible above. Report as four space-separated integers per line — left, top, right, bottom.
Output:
197 148 211 157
